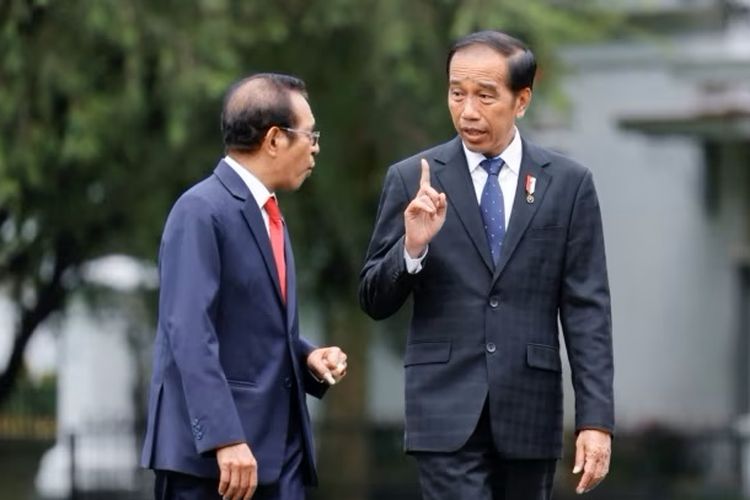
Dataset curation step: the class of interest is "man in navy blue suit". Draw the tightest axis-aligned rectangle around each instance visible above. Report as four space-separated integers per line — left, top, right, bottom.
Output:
141 73 347 500
360 31 613 499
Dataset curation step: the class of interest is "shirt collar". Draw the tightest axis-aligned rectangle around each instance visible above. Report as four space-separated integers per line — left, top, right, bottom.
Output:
223 155 274 209
463 126 522 176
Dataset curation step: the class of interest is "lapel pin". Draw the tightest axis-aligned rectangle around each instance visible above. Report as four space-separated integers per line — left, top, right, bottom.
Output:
525 174 536 204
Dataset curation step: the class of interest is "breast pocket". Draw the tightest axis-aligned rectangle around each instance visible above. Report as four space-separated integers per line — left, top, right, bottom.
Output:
526 226 566 241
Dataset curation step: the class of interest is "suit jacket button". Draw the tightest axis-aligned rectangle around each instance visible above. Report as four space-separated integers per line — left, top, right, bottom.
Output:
486 342 497 353
284 377 292 389
489 297 499 308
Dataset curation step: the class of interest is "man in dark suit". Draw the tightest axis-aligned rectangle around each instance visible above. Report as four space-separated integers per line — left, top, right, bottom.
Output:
141 73 348 500
359 31 613 499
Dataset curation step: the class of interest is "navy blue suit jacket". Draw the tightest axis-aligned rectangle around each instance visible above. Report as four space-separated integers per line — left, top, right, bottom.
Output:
359 137 614 458
141 160 326 484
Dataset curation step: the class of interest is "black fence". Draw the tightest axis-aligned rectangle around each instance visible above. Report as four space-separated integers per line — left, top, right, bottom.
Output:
0 417 747 500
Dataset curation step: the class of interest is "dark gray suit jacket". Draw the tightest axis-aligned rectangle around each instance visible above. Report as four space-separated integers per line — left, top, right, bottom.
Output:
359 136 613 459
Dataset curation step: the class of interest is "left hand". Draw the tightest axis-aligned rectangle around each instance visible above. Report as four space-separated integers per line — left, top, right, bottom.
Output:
572 429 611 494
307 346 347 385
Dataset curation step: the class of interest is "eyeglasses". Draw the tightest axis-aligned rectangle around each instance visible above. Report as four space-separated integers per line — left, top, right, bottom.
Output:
279 127 321 147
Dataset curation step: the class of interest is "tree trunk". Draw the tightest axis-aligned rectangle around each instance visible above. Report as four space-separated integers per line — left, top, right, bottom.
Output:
0 321 35 407
0 271 66 406
315 298 370 500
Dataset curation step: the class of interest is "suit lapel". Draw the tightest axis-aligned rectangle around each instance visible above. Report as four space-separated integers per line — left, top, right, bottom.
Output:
433 138 494 273
284 225 296 331
214 161 285 305
492 140 552 283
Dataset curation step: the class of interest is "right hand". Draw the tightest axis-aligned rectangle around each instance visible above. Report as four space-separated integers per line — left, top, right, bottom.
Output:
216 442 257 500
404 158 447 257
307 346 348 385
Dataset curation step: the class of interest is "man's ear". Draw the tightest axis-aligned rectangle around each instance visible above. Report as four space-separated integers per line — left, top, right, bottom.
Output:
262 126 284 157
515 87 532 119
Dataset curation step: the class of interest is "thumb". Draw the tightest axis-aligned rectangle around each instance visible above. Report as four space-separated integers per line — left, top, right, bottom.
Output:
573 439 585 474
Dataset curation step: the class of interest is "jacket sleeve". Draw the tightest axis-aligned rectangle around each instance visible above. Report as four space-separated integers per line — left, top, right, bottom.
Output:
559 170 615 435
359 164 420 320
158 195 246 454
296 336 328 399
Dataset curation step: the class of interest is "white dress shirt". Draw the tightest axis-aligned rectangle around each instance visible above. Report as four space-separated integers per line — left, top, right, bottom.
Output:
224 155 276 236
405 127 522 273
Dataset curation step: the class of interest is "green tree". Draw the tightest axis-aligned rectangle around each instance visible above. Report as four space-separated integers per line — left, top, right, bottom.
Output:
0 0 242 403
0 0 619 497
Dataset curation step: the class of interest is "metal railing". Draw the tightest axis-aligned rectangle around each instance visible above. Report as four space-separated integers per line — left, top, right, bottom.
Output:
0 417 747 500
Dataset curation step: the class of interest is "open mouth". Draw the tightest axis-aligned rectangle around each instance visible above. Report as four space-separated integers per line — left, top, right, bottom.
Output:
461 128 486 139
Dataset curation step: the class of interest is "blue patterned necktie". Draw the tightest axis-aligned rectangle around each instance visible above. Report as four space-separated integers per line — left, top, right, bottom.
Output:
480 156 505 265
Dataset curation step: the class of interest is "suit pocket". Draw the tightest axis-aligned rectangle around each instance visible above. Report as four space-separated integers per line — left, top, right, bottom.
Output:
226 379 258 389
526 344 561 372
526 226 565 240
404 341 451 367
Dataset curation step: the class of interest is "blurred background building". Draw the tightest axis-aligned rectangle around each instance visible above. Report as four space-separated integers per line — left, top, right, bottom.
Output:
1 0 749 499
533 0 750 496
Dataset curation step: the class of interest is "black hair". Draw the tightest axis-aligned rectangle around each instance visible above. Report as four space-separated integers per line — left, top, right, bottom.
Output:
446 30 536 92
220 73 308 153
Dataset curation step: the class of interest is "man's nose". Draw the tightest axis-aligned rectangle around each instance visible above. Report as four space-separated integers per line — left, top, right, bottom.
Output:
461 97 480 120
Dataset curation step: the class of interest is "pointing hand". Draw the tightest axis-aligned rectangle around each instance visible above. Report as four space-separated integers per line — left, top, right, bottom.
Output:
404 159 447 257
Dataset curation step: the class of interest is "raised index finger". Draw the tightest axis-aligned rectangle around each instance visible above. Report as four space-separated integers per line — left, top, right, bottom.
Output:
419 158 431 188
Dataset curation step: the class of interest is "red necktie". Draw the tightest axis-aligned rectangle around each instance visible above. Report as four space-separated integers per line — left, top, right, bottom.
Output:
264 196 286 302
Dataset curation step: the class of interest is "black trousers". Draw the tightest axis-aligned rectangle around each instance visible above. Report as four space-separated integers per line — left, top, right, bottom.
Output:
411 401 556 500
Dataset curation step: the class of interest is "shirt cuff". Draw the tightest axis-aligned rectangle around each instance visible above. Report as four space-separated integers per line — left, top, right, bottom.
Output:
309 369 326 384
576 426 613 436
404 245 428 274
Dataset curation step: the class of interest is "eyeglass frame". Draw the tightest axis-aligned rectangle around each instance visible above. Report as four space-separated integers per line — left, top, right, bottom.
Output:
278 126 320 147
